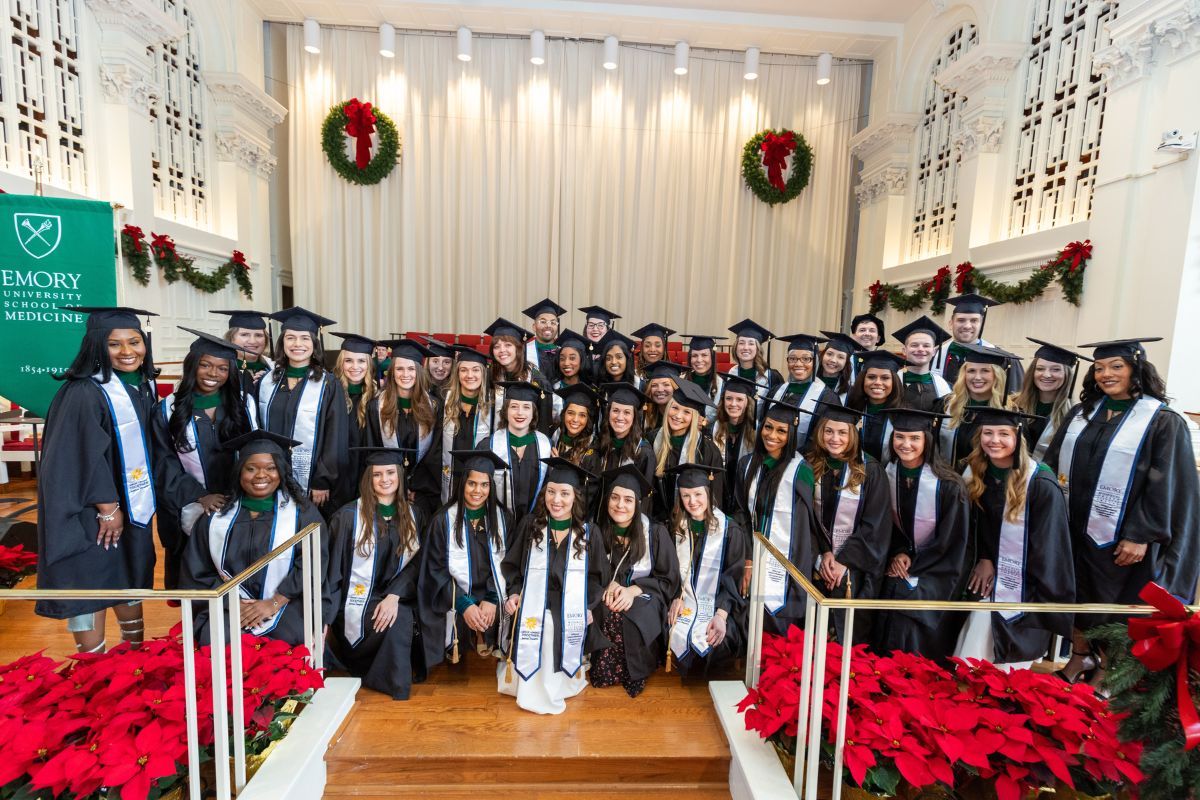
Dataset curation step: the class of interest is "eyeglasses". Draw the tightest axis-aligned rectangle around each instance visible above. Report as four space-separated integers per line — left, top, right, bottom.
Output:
786 356 814 365
585 321 609 330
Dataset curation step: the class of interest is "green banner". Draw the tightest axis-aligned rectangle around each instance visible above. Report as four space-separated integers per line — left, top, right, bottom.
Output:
0 195 118 417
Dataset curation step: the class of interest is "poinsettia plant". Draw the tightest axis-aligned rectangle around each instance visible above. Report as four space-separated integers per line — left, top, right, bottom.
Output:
0 543 37 588
0 624 323 800
738 628 1142 800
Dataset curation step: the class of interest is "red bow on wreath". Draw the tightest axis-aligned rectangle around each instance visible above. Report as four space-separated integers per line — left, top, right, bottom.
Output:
231 250 248 271
122 225 145 254
1059 239 1093 273
759 131 797 192
150 232 176 260
343 99 377 170
1129 582 1200 750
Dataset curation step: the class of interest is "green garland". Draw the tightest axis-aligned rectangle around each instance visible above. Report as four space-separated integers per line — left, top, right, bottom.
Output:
741 128 813 205
867 239 1092 314
321 100 400 186
119 231 253 300
120 225 152 286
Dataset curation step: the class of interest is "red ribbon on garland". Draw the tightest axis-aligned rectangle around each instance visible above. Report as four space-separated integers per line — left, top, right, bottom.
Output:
343 99 377 170
150 232 176 260
759 131 797 192
231 250 248 269
1059 239 1093 273
1128 582 1200 750
954 262 974 293
122 225 145 254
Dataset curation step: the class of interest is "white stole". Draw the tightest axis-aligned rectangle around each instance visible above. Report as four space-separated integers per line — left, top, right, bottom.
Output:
670 510 729 657
444 503 508 647
816 465 864 556
514 525 590 679
440 401 492 501
94 375 156 527
1031 416 1058 460
258 371 325 492
616 514 654 584
161 393 206 486
964 459 1038 621
885 462 939 588
745 453 808 614
489 429 551 513
1056 397 1163 547
376 397 435 461
209 492 297 635
342 499 420 647
769 380 825 445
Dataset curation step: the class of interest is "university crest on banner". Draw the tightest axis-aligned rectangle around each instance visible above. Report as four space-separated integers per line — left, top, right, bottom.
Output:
13 213 62 260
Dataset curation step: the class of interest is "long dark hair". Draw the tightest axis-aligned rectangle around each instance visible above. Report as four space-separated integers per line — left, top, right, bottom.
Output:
819 346 853 395
847 366 904 411
1079 355 1170 406
597 403 646 467
738 417 799 513
57 326 157 384
530 490 589 559
168 351 252 452
598 491 647 571
269 331 326 381
443 469 507 550
602 340 637 384
555 407 595 466
223 450 310 511
885 430 963 485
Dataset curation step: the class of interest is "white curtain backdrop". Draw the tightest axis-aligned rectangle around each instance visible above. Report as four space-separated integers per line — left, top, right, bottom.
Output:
285 27 863 340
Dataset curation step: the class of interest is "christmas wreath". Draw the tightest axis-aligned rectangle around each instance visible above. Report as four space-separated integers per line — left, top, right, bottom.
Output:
321 98 400 186
742 128 813 205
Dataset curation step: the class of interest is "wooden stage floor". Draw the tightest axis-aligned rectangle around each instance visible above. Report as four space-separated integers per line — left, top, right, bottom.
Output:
0 475 733 798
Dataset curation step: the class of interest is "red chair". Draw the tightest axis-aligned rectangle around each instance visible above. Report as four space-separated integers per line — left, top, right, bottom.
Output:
406 331 429 341
458 334 481 347
433 333 455 344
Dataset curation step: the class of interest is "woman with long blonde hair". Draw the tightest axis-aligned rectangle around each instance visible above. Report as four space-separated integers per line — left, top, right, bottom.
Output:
936 343 1015 471
368 339 443 517
1007 338 1089 459
440 346 493 501
326 447 425 700
651 382 723 521
332 333 379 507
954 407 1073 670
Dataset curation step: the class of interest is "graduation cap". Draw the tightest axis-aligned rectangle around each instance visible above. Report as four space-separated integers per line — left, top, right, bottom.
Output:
673 379 716 413
854 349 909 373
602 382 649 408
1078 337 1162 362
178 326 240 361
222 429 300 458
665 462 724 490
850 313 886 343
720 374 761 397
210 309 269 330
763 397 807 425
728 318 774 343
555 383 599 413
421 337 455 359
600 329 637 353
578 305 621 325
630 322 676 342
350 446 416 468
682 333 728 352
602 464 652 498
499 380 544 403
449 343 491 365
813 399 864 425
484 317 531 341
331 332 377 355
386 338 434 365
522 298 567 320
645 360 686 382
1027 337 1091 366
540 456 596 489
555 329 589 354
964 406 1043 429
450 448 509 474
946 293 1001 317
779 333 828 354
818 330 860 354
61 306 156 332
269 306 336 334
958 341 1020 367
875 407 950 433
892 315 950 347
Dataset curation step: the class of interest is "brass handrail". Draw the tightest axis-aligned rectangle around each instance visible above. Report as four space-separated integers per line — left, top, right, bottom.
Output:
0 522 322 600
754 531 1199 615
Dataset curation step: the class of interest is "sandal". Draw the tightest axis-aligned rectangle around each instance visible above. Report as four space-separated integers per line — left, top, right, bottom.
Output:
1053 649 1098 684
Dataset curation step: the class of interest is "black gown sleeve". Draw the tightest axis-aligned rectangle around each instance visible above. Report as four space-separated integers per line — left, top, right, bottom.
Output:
501 516 535 597
718 518 748 617
1023 471 1075 637
275 504 334 625
698 439 726 513
150 402 208 520
324 504 357 621
828 463 893 583
630 523 680 604
181 511 223 591
309 376 347 493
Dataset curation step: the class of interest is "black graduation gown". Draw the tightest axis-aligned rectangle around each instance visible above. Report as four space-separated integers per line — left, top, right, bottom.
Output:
674 518 749 677
181 500 332 646
500 517 608 672
872 468 969 660
533 345 560 385
35 377 159 619
934 397 989 471
971 467 1074 662
325 502 426 699
150 399 245 589
332 390 369 509
581 439 657 520
418 505 516 669
366 396 444 519
1044 403 1200 620
651 435 725 522
736 454 821 637
901 377 944 413
716 427 752 516
816 461 892 604
856 404 898 463
256 371 346 506
593 521 680 683
237 359 272 396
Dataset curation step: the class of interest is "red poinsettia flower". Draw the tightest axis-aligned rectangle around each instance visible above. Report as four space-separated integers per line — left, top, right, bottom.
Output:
839 714 878 786
1082 734 1145 784
0 717 62 786
899 695 978 765
98 720 187 800
29 739 105 797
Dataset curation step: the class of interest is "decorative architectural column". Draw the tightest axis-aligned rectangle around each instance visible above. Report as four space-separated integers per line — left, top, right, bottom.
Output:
83 0 184 210
849 112 919 293
936 41 1026 249
205 72 287 303
1087 0 1200 407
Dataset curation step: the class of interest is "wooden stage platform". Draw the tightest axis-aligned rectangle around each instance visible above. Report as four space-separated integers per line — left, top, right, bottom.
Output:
0 476 733 798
